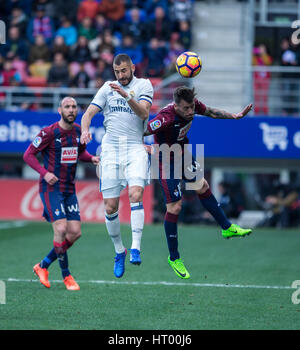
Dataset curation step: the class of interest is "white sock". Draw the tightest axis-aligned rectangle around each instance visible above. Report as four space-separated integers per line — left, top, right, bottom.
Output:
130 202 144 251
105 211 125 254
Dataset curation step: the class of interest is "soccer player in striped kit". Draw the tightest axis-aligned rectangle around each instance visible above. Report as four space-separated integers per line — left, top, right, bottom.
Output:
24 97 99 290
145 86 253 279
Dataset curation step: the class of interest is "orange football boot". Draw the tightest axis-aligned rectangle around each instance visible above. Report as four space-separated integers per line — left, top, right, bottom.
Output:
63 275 80 291
33 263 51 288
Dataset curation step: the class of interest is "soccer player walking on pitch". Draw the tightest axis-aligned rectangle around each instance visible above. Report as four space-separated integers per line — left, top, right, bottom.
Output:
145 86 253 279
80 54 153 278
24 97 99 290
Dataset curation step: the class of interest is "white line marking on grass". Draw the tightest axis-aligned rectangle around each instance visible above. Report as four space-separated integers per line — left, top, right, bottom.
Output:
2 278 293 290
0 221 28 230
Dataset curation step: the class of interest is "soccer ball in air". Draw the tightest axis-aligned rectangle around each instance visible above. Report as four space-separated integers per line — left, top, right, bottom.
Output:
176 51 202 78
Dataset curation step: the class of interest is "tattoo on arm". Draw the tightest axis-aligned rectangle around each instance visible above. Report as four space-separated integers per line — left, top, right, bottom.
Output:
204 106 233 119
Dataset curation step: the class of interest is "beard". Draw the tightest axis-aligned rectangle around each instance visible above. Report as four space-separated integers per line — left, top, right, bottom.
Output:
118 69 133 86
62 112 76 125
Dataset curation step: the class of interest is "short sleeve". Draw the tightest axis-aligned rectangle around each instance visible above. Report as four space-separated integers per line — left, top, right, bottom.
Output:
147 112 173 135
90 82 110 111
30 128 52 154
138 79 154 105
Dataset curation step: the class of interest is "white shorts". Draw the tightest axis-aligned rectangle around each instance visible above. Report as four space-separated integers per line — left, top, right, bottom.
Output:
99 143 149 199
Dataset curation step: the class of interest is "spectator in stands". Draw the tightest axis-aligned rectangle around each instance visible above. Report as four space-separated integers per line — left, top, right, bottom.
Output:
115 35 144 76
9 6 28 37
98 0 125 32
1 0 32 19
169 0 193 29
28 34 51 64
252 44 273 115
94 13 113 34
121 7 147 44
51 35 70 62
144 0 169 16
78 16 97 40
0 58 22 86
93 58 114 84
53 0 78 24
89 27 116 61
163 36 184 76
47 52 69 87
218 181 243 219
124 0 144 10
145 37 168 77
69 62 90 88
77 0 99 22
280 37 298 116
95 29 115 64
178 20 192 50
145 6 172 43
0 26 28 61
69 36 95 80
32 0 55 19
27 4 55 45
55 17 78 47
70 35 92 64
28 58 51 79
263 183 300 228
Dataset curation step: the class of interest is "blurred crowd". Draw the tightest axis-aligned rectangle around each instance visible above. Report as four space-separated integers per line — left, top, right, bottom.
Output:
151 172 300 228
252 36 300 117
0 0 194 91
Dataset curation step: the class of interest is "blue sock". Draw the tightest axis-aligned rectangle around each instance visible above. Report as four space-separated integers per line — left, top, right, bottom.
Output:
54 241 71 278
57 252 70 278
164 212 180 261
40 248 57 269
198 189 231 230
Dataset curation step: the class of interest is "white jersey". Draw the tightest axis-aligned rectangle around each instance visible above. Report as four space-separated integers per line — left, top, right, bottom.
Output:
91 76 153 146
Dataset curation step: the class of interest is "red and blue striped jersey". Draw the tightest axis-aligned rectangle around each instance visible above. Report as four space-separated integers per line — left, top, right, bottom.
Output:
25 122 87 193
147 99 206 147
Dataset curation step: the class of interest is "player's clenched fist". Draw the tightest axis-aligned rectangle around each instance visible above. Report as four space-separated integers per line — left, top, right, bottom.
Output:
44 172 58 186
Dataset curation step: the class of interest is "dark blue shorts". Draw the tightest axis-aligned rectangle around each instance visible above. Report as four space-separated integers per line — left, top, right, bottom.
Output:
40 191 80 222
158 155 202 204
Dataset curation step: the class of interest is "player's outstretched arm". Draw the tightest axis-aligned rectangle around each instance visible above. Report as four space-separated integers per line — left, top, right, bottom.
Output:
204 103 253 119
80 104 100 144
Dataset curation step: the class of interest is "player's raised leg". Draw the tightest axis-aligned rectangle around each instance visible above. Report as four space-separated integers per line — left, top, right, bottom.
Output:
104 196 127 278
128 185 144 265
196 179 252 238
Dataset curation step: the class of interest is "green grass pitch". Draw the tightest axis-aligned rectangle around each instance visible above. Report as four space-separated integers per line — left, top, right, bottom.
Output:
0 220 300 330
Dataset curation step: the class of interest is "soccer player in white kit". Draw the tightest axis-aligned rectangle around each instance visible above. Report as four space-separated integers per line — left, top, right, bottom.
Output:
80 54 153 278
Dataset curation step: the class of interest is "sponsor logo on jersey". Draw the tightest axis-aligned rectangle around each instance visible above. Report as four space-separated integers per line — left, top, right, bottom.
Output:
150 120 161 131
32 136 42 148
61 147 78 163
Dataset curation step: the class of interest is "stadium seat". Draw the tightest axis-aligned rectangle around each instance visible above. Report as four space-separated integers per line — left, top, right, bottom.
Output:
149 78 162 113
24 76 47 87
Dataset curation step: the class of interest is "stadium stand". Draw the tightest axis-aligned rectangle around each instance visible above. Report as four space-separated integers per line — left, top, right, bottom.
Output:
0 0 193 98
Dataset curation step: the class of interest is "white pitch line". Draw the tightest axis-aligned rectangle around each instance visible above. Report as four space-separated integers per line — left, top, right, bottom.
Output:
2 278 293 290
0 221 28 230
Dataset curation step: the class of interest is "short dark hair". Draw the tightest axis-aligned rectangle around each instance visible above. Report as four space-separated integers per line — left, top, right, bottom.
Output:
113 53 132 66
173 86 196 104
